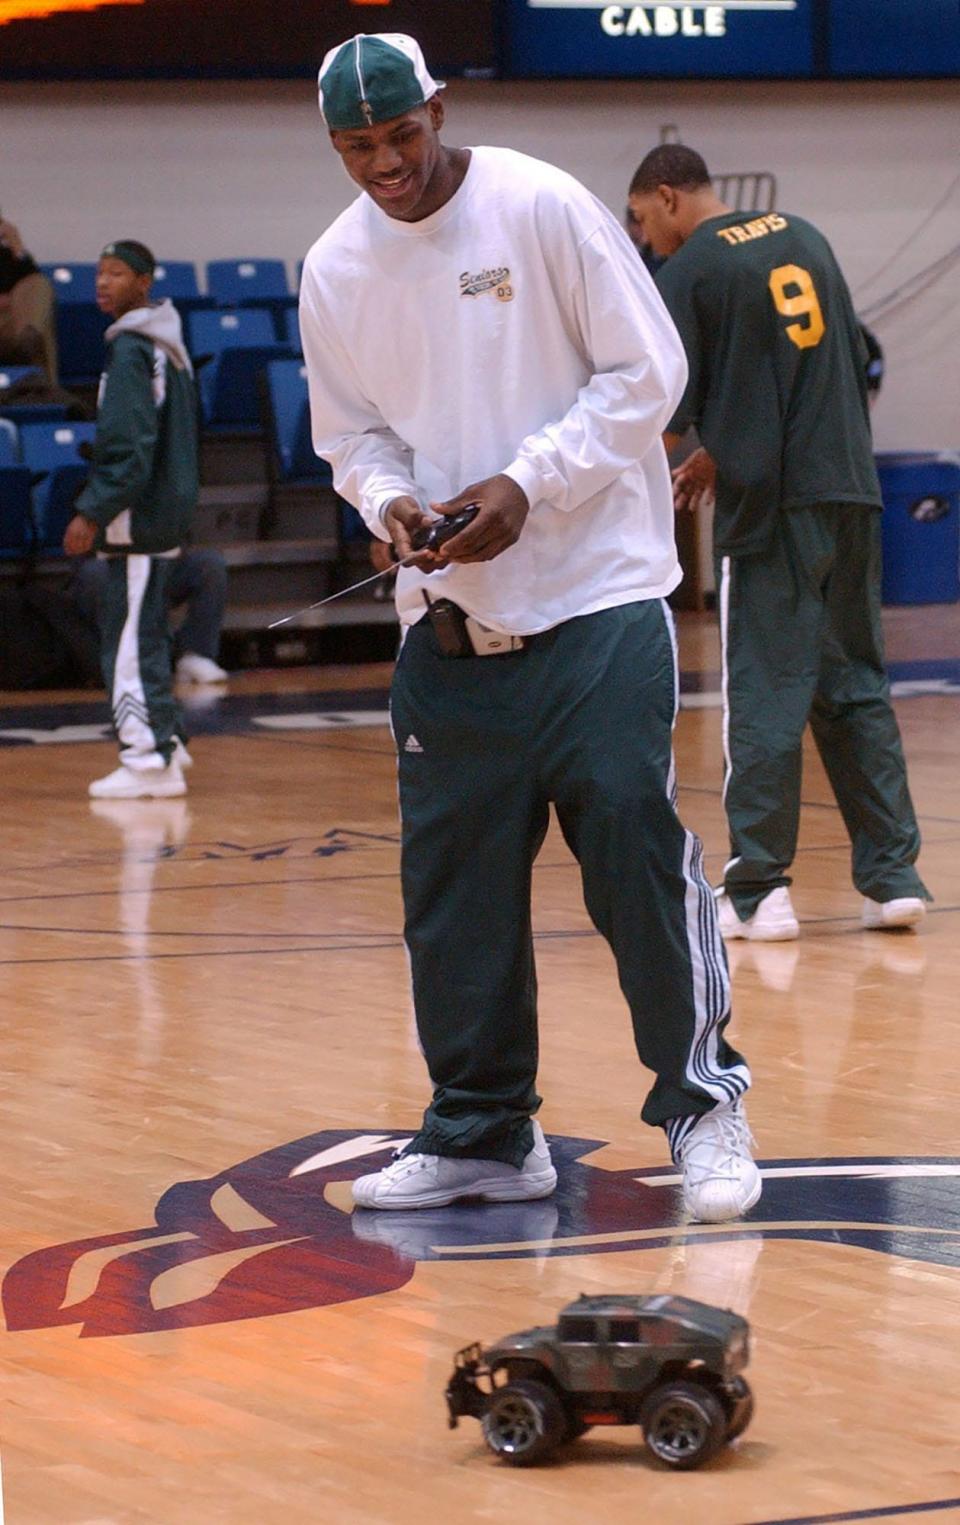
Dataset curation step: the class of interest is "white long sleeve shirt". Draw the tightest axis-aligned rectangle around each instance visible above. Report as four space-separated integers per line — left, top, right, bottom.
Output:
300 146 688 634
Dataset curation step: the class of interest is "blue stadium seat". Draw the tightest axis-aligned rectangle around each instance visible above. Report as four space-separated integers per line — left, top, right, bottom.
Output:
40 266 105 382
40 263 98 302
0 363 70 423
19 420 96 468
151 261 213 322
283 307 302 356
19 421 97 553
206 259 290 306
151 261 200 301
206 260 296 340
189 306 280 350
0 418 19 465
188 309 292 430
0 402 70 425
265 360 330 483
0 465 34 558
0 365 43 391
339 502 370 542
53 301 109 385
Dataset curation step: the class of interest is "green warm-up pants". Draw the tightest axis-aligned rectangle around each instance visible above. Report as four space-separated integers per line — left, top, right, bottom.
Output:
718 504 929 918
100 553 181 768
391 598 750 1170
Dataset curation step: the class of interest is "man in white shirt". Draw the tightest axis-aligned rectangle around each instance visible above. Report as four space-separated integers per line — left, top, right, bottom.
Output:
300 32 760 1223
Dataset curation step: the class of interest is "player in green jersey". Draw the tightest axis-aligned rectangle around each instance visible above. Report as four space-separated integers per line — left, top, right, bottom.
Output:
628 144 930 940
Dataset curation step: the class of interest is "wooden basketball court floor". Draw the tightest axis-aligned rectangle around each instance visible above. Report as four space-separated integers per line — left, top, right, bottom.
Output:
2 605 959 1525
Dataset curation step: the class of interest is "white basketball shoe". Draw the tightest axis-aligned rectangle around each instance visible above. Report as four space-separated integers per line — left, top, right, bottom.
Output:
89 759 186 799
175 653 228 684
716 886 799 942
676 1099 762 1223
861 896 926 930
352 1121 558 1210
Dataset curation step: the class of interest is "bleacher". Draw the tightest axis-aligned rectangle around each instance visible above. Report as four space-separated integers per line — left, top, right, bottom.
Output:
0 258 393 659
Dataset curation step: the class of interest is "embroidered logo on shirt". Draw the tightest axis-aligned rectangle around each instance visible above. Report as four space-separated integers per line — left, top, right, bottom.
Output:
404 735 424 754
460 266 514 303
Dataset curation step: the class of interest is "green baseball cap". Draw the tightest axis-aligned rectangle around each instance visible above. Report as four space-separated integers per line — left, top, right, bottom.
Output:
318 33 444 132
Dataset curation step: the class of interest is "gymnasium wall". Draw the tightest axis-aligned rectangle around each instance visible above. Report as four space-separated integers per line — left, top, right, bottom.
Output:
4 76 959 454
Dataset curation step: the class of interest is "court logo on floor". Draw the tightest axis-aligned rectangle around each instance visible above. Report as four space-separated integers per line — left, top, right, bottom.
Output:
6 1129 960 1337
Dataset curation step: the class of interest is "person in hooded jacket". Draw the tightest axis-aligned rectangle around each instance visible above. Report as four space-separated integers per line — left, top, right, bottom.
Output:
63 240 199 798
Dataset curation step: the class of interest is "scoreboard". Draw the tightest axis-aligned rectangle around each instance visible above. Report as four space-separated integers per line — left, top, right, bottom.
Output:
505 0 960 78
505 0 818 79
829 0 960 77
0 0 956 79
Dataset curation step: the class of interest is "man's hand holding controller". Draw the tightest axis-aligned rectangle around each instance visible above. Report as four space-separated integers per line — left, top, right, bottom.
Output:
383 474 530 571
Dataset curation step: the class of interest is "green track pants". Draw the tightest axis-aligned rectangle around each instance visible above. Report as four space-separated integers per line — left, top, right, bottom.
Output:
718 505 929 918
100 553 181 768
391 599 750 1169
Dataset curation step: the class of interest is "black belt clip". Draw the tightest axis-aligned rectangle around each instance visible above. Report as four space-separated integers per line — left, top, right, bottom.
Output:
423 594 525 658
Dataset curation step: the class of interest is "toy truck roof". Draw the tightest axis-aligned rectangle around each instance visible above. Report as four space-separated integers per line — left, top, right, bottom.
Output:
558 1293 745 1341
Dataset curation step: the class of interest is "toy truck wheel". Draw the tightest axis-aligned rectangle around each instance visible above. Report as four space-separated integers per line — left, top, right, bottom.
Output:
564 1415 591 1442
724 1376 755 1441
481 1379 567 1467
640 1381 727 1470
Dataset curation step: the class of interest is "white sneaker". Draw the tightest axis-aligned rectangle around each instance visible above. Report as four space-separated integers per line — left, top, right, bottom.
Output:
173 738 194 769
176 653 228 684
351 1121 558 1210
88 760 186 799
716 886 799 942
862 896 926 930
676 1099 762 1224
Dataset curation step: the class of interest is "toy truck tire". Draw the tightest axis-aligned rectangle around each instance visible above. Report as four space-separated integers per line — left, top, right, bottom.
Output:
723 1376 754 1441
564 1415 591 1442
640 1380 728 1470
481 1379 568 1466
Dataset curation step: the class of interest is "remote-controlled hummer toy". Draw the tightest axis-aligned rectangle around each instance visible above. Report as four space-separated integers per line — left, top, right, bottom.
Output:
446 1293 754 1468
